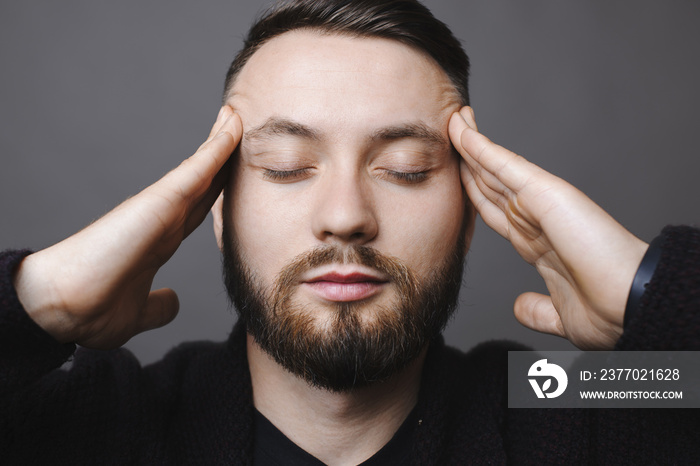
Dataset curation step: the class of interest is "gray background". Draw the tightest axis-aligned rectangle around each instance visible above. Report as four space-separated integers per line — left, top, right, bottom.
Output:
1 1 698 364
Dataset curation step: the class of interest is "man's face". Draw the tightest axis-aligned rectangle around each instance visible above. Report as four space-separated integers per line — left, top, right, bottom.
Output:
218 31 471 390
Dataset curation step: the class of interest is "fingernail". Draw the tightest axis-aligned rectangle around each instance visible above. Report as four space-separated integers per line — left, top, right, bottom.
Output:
457 110 468 125
454 111 472 132
458 108 473 129
460 107 478 131
216 106 226 122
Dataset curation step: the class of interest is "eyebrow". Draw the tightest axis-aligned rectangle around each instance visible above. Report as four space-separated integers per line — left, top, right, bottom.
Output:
244 117 448 148
245 117 321 142
369 122 448 148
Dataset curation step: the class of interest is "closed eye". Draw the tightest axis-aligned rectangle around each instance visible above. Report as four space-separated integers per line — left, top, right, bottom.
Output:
262 168 313 182
384 170 429 184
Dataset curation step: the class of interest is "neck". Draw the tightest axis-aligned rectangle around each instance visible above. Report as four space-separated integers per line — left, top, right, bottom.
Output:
247 334 426 466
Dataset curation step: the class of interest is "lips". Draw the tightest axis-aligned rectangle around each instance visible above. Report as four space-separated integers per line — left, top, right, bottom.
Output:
306 272 385 284
302 272 388 302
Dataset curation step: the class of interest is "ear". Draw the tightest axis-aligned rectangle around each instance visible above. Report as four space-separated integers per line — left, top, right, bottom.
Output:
211 192 225 251
463 197 477 255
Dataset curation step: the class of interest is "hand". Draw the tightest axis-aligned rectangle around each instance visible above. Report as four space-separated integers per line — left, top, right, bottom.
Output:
12 106 242 349
449 107 648 350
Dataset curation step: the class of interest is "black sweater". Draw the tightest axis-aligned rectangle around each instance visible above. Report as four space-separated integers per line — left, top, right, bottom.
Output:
1 226 699 465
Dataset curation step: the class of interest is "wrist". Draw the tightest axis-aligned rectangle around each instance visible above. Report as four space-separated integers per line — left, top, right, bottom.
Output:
12 252 75 344
624 235 663 328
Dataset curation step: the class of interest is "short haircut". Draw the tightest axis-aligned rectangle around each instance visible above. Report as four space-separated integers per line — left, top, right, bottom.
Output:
223 0 470 105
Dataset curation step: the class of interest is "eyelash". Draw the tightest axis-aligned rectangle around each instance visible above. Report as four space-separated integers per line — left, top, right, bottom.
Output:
263 168 311 181
262 168 429 184
385 170 429 184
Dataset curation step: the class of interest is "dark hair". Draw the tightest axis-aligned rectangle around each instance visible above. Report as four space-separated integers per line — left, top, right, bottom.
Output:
223 0 469 105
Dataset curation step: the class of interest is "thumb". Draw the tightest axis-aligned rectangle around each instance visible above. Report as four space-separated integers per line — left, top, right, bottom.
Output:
514 292 565 338
138 288 180 333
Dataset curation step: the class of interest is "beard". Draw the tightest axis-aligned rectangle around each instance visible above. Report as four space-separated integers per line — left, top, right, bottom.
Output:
222 223 466 392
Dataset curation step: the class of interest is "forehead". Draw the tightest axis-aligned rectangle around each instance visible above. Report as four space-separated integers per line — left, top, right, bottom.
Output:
228 30 460 134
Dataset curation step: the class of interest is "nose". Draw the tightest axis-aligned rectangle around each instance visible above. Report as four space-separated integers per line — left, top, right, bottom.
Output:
311 168 378 245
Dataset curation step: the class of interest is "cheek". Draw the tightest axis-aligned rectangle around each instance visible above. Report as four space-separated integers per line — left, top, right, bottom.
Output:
228 167 307 283
376 170 465 277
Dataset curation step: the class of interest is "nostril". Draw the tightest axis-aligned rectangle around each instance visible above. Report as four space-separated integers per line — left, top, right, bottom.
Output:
320 230 367 242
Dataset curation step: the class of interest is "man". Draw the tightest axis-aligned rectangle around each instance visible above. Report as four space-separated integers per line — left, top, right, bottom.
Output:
2 0 698 464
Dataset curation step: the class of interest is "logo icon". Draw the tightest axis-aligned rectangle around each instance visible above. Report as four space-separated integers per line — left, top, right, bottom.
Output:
528 359 568 398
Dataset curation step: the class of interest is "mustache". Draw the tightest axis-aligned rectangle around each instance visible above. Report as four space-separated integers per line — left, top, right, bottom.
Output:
221 223 467 391
273 245 418 307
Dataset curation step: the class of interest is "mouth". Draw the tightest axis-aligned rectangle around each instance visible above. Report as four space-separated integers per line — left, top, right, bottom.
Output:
302 271 389 302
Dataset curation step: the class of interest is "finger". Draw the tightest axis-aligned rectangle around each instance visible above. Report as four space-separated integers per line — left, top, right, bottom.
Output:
184 158 231 237
461 161 511 236
513 292 565 338
450 111 503 192
449 109 541 193
196 112 243 168
460 149 510 212
138 288 180 333
458 141 512 198
462 148 542 242
206 105 233 142
193 106 232 154
462 105 478 132
157 113 242 203
470 161 511 197
470 165 508 210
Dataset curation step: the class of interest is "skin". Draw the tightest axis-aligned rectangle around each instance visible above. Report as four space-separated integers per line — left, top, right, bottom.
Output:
13 109 243 349
449 109 647 349
11 26 647 466
211 31 472 465
215 31 469 334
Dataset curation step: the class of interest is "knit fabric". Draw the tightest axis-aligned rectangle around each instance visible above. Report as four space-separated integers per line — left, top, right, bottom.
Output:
1 226 699 465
